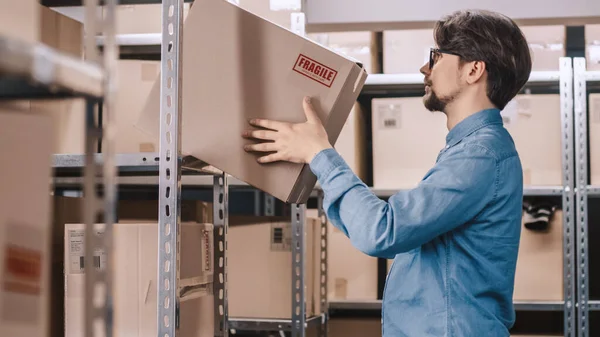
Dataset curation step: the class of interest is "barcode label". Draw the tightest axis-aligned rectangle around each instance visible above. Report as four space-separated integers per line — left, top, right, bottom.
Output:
68 229 106 274
378 104 401 130
271 224 292 251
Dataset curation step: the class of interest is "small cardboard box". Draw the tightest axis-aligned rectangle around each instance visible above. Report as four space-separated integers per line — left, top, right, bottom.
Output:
513 210 564 301
64 222 214 337
503 94 562 186
371 97 447 189
0 0 39 43
137 0 368 203
0 106 54 337
227 216 322 319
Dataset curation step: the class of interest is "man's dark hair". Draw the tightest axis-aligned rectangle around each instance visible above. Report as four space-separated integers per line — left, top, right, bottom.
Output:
433 9 532 110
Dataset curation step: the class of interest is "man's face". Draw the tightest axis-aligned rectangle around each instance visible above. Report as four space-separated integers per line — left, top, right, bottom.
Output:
419 48 464 113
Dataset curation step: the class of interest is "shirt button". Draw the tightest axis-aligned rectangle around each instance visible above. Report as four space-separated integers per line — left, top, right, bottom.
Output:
445 145 450 149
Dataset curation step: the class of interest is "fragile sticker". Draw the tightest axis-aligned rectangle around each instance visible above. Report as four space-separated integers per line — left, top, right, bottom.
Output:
1 223 44 324
293 54 338 88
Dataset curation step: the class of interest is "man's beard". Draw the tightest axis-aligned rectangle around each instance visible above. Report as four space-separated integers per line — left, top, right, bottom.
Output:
423 85 461 113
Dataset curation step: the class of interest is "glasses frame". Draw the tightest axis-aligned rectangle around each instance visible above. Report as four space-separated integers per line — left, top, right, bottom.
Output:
429 47 462 69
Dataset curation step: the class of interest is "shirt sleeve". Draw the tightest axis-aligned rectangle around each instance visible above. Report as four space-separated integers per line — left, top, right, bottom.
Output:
309 145 498 259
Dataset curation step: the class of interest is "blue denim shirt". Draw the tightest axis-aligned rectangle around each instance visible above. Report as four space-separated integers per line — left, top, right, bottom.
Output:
310 108 523 337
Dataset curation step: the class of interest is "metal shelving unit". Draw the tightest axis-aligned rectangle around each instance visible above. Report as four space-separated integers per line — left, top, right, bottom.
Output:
572 60 600 337
0 2 116 337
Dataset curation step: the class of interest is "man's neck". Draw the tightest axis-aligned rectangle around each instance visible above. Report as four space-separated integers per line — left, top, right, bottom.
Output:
444 100 497 131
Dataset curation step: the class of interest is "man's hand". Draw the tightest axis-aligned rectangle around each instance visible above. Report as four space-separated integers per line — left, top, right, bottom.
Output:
242 96 332 164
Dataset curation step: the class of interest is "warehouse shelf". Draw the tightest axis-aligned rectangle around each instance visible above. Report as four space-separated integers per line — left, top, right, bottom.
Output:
228 315 324 332
0 35 104 99
586 71 600 81
53 153 222 175
42 0 193 5
370 186 564 198
588 186 600 196
53 174 248 187
328 300 566 312
589 301 600 311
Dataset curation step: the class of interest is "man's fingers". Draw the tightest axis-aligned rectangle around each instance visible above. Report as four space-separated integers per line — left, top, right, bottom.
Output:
249 118 287 131
244 142 278 153
302 96 320 123
257 153 284 164
242 129 277 141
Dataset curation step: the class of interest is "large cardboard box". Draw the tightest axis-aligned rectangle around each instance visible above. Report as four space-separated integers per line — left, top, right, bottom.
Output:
305 209 377 300
64 222 214 337
589 94 600 185
503 94 562 186
137 0 368 203
586 24 600 71
227 216 322 319
513 209 563 301
332 103 367 182
0 0 39 43
0 106 54 337
371 97 447 189
33 6 86 155
114 60 161 153
308 32 373 73
383 26 564 74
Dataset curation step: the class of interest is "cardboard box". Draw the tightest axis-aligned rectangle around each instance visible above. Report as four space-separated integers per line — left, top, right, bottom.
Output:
137 0 368 203
503 94 562 186
332 103 367 182
328 318 382 337
513 209 563 301
114 60 161 153
308 32 373 73
238 0 300 30
64 222 214 337
586 24 600 71
589 94 600 185
227 216 322 319
306 209 377 300
371 97 447 189
521 25 565 71
34 6 86 155
383 26 564 74
0 0 39 43
0 106 54 337
383 29 435 74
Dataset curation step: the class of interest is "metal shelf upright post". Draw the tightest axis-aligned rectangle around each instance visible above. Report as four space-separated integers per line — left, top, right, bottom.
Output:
559 56 577 337
573 57 600 337
157 0 185 336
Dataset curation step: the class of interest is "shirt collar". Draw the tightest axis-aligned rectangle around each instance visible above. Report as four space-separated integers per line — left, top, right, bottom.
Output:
446 108 503 147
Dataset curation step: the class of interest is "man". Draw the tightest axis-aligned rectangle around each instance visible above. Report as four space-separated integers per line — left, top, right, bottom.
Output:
242 9 532 337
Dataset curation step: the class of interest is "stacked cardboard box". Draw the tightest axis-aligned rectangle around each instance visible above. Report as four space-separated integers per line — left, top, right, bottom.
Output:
227 216 323 318
586 24 600 71
503 94 562 186
371 97 447 189
0 105 55 337
64 222 214 337
383 25 564 74
513 209 564 301
0 0 39 43
305 209 378 301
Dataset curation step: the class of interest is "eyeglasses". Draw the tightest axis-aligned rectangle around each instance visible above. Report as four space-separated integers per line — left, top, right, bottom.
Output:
429 48 462 69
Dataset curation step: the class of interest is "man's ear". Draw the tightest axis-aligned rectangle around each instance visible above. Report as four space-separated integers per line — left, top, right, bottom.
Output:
465 60 486 84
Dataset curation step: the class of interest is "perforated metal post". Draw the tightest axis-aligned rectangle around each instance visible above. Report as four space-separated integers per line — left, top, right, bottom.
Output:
83 0 117 336
559 57 576 337
574 57 589 337
158 1 184 337
213 175 229 337
317 192 329 337
291 203 307 337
